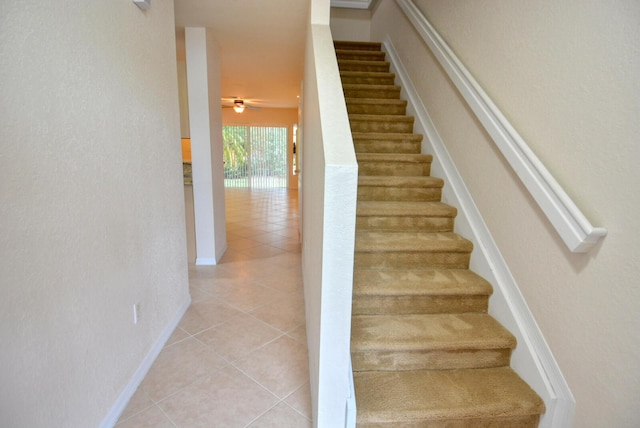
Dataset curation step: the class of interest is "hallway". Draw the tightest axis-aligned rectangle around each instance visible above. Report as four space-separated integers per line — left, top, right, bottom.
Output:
116 188 311 427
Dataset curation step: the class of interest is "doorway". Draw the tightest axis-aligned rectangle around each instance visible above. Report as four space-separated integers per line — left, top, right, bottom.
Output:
223 125 288 188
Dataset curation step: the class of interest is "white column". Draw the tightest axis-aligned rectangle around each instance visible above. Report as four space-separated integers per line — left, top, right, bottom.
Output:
185 27 227 265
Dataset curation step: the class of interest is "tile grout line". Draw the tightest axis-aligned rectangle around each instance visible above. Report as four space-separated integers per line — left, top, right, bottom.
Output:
118 188 310 426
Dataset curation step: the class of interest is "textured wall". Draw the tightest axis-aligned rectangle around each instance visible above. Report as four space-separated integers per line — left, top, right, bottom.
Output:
0 1 189 426
371 1 640 427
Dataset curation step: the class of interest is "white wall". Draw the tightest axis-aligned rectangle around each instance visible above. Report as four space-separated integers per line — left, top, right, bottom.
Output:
185 27 227 265
175 29 190 139
0 1 189 427
184 185 197 263
302 1 359 426
177 59 190 138
301 29 325 423
371 1 640 427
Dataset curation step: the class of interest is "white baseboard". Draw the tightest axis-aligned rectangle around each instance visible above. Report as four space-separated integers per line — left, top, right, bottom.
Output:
98 297 191 428
382 36 575 428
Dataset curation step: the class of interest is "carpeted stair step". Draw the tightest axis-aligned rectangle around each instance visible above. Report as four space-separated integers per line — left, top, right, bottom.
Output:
338 59 390 73
352 268 492 315
340 71 396 86
350 114 414 133
334 40 382 51
343 84 401 99
357 176 444 202
356 201 455 232
352 132 422 154
353 367 545 427
354 231 473 269
336 49 387 61
351 313 516 371
357 153 431 177
346 98 406 115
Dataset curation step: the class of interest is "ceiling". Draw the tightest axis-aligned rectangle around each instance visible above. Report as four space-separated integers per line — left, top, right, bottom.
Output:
174 0 310 109
174 0 376 109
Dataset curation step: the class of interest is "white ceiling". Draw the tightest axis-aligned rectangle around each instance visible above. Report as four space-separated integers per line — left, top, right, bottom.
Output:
174 1 376 109
174 0 310 109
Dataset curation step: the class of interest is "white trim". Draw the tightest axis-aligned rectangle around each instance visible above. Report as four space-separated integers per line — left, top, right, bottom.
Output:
395 0 606 253
383 36 575 428
195 257 217 265
98 298 191 428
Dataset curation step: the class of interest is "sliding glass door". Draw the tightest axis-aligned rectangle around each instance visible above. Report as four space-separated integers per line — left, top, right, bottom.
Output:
223 126 288 188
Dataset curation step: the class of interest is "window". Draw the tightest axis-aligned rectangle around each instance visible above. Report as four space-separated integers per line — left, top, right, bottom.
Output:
223 126 288 188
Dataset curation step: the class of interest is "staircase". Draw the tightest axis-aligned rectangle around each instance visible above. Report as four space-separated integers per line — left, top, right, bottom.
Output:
336 41 545 427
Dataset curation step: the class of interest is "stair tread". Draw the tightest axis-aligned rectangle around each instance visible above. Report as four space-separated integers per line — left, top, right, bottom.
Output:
356 231 473 253
341 71 395 78
346 98 406 105
336 48 385 55
350 114 414 122
353 268 492 296
357 201 454 217
336 48 386 57
343 83 399 90
354 367 545 423
353 134 422 154
352 132 423 142
338 59 389 66
357 153 431 163
351 313 516 351
334 41 382 51
358 176 443 187
340 73 396 86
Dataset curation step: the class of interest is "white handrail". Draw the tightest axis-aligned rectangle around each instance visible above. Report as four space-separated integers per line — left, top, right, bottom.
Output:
396 0 606 253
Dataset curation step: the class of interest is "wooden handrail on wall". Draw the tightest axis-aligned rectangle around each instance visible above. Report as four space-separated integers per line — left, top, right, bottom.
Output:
396 0 606 253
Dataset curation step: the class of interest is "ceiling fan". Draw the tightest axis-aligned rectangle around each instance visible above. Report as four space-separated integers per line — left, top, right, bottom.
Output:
221 97 262 113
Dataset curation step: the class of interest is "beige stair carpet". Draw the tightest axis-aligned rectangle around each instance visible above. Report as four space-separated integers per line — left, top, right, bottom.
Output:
335 40 545 427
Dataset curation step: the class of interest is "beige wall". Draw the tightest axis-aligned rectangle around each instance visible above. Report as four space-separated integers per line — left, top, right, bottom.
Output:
330 7 372 41
371 1 640 427
223 108 299 189
0 1 189 426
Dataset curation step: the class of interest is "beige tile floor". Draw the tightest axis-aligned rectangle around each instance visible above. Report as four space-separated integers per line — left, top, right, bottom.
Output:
116 187 311 427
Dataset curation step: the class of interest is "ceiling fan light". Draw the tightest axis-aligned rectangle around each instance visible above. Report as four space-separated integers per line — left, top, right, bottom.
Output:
232 100 246 113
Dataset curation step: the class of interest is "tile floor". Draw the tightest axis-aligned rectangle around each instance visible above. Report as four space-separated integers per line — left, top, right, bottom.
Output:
116 187 311 427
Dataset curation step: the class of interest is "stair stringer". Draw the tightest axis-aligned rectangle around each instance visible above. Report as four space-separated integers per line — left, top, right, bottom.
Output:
382 36 575 428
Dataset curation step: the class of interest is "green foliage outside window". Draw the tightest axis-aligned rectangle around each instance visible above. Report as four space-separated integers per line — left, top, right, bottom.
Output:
223 125 288 188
